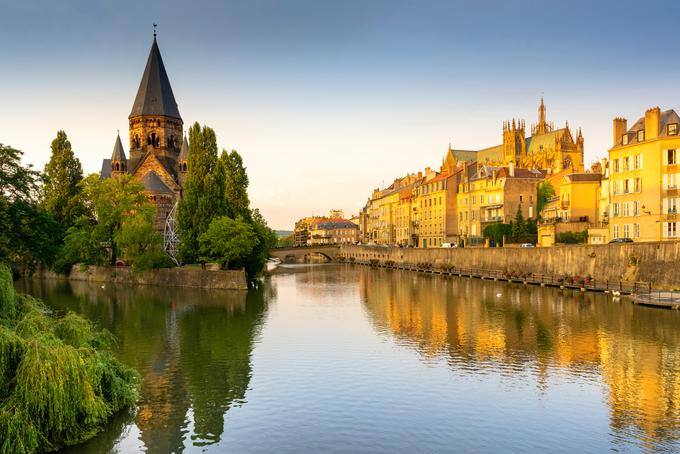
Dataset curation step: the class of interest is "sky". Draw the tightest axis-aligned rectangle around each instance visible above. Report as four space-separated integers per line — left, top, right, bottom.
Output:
2 0 680 230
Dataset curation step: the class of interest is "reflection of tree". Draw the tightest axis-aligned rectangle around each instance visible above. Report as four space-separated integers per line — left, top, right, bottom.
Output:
17 278 267 452
180 288 266 445
360 268 680 450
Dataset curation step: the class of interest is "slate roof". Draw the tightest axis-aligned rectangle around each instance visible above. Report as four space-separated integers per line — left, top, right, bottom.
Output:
129 37 181 120
565 173 602 183
179 134 189 160
525 128 571 154
140 171 173 194
100 159 111 180
111 133 127 161
615 109 680 147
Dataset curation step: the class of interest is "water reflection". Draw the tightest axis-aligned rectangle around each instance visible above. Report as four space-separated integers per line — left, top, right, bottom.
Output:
18 279 267 453
360 268 680 452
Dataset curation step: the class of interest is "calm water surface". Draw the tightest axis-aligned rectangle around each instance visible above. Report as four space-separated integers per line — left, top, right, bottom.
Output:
17 264 680 453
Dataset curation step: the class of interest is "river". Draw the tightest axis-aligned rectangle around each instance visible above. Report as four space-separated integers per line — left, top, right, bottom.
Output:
16 264 680 453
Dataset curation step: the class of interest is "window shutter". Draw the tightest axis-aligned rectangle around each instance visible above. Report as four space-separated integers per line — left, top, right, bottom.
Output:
663 150 668 165
663 222 668 238
663 174 668 189
663 198 669 214
640 153 644 169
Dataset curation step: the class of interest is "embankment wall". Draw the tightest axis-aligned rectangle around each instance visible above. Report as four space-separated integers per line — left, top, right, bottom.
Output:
339 242 680 290
38 266 248 290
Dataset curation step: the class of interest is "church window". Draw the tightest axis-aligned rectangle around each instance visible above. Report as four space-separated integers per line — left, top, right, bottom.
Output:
668 123 678 136
115 162 120 171
637 130 645 142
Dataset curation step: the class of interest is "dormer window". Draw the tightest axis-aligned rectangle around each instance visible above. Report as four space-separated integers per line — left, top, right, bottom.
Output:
668 123 678 136
622 134 629 145
637 130 645 142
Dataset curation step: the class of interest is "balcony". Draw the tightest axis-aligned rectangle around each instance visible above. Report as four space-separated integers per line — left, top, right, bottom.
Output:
481 216 503 224
665 185 678 196
561 199 570 209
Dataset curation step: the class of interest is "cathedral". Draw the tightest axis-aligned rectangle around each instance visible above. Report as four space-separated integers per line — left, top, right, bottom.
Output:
100 33 188 229
448 98 585 174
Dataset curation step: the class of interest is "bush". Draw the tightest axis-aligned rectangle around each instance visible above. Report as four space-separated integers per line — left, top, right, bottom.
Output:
557 230 588 244
0 265 139 453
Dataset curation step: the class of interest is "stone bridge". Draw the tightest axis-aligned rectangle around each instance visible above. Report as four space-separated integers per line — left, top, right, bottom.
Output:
270 245 340 263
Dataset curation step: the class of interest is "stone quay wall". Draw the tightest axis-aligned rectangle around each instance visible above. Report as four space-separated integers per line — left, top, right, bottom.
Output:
339 242 680 290
39 266 248 290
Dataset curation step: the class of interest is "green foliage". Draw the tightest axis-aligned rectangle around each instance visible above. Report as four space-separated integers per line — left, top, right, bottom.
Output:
41 131 85 230
177 123 222 263
0 265 139 453
57 174 157 270
198 216 259 269
277 233 295 248
483 223 512 246
511 205 527 239
220 150 250 219
557 230 588 244
0 266 16 320
177 123 276 279
117 212 173 272
536 181 556 218
0 144 60 270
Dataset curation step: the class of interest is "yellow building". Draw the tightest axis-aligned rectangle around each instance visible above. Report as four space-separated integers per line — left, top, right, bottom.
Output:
541 173 602 223
608 107 680 241
457 163 542 240
308 219 359 245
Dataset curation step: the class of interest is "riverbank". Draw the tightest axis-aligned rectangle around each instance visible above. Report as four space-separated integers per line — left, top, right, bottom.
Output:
36 265 248 290
339 241 680 290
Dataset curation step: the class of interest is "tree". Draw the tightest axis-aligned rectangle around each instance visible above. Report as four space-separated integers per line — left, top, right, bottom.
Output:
117 210 173 272
0 144 60 270
220 149 250 219
177 123 224 263
536 181 556 218
57 174 154 269
511 205 527 239
41 131 85 230
198 216 259 269
483 223 512 246
244 208 278 279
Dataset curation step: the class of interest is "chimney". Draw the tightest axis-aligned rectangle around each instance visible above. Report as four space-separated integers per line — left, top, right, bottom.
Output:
645 107 660 140
613 117 627 146
508 161 515 177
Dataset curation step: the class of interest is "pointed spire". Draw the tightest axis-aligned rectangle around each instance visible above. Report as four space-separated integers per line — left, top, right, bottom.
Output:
179 132 189 160
111 131 127 161
537 96 547 134
129 36 181 120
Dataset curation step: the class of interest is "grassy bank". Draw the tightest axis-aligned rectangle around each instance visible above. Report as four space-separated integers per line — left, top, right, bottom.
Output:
0 265 139 453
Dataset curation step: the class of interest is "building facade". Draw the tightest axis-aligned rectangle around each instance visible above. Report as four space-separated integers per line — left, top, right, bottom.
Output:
308 219 359 245
608 107 680 241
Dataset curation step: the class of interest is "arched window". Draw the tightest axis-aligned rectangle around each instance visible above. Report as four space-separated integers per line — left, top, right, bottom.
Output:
115 162 120 171
182 163 187 172
151 133 156 147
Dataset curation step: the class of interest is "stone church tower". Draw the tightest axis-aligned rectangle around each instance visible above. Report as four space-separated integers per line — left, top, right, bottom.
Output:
101 33 188 230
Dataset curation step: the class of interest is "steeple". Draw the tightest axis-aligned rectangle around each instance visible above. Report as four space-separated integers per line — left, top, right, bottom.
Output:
537 96 547 134
111 131 127 174
129 35 181 120
179 133 189 175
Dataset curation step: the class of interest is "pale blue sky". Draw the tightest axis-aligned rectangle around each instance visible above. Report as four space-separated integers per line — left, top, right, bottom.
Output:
2 0 679 229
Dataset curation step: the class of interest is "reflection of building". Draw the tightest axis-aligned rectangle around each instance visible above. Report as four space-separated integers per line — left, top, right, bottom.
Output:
608 107 680 241
359 268 680 450
100 34 187 230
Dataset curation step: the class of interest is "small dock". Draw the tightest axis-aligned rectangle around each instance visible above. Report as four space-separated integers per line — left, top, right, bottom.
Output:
631 291 680 309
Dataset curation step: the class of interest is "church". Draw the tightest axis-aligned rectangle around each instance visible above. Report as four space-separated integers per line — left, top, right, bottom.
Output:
100 33 188 230
447 98 585 175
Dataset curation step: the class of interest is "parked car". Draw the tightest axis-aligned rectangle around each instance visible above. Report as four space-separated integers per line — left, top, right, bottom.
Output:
519 243 535 248
609 238 634 244
440 243 457 248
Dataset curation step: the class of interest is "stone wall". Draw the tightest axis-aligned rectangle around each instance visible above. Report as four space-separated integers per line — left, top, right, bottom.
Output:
38 266 247 290
339 242 680 290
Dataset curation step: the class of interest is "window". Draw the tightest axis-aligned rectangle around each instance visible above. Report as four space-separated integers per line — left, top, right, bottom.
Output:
634 201 640 216
622 135 629 145
623 156 630 171
624 179 630 194
664 198 678 214
664 222 678 238
623 202 630 217
480 195 485 204
623 224 630 238
634 155 640 170
613 224 619 239
637 130 645 142
634 223 640 238
666 149 677 165
635 177 641 193
520 194 524 203
613 203 620 217
669 123 678 136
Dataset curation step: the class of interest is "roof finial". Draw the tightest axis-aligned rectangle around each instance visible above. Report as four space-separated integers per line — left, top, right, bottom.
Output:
153 23 158 39
117 129 119 136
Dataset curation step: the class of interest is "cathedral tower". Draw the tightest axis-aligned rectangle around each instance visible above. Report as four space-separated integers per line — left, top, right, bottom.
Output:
110 131 127 176
128 34 183 162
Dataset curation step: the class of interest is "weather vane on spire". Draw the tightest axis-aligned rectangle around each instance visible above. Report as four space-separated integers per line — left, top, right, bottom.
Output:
153 23 158 38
